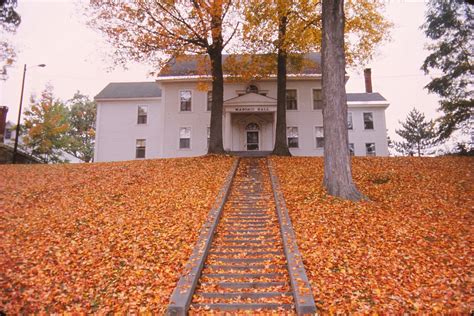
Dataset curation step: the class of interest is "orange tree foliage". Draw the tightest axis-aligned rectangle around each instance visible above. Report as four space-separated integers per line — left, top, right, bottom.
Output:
22 86 70 163
87 0 241 154
87 0 239 70
0 156 233 314
271 156 473 313
241 0 391 67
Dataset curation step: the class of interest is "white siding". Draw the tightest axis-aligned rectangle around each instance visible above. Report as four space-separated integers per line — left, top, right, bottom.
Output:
94 78 390 161
161 82 210 158
348 107 389 156
285 80 323 156
94 98 163 162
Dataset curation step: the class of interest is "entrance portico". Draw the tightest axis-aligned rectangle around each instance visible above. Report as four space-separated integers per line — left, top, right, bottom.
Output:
223 93 277 151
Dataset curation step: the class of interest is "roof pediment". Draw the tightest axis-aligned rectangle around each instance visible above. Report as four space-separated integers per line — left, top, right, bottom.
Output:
224 93 277 107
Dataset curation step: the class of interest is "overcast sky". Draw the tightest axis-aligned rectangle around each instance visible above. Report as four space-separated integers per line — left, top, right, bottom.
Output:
0 0 442 142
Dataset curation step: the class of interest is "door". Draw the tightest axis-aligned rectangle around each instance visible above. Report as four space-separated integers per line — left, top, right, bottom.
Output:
246 131 259 150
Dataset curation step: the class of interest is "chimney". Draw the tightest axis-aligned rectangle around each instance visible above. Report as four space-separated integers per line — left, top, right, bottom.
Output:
0 106 8 143
364 68 373 93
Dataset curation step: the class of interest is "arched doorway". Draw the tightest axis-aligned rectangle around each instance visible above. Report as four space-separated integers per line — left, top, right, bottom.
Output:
246 123 260 151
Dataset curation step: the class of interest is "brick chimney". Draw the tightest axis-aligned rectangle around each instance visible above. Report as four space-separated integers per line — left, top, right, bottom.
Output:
364 68 373 93
0 106 8 143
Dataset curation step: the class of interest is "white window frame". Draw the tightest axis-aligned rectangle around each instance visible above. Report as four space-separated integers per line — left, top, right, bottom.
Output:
179 90 192 112
287 126 299 148
5 128 12 140
206 91 212 112
286 89 298 111
363 112 374 130
312 89 323 110
349 143 355 156
347 112 353 130
365 143 376 156
137 105 148 125
179 127 192 149
314 126 324 149
135 139 146 159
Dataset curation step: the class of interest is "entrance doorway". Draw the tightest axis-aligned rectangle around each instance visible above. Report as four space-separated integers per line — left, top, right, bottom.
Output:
246 123 259 151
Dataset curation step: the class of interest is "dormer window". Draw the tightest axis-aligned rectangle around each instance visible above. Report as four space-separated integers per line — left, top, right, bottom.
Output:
246 84 259 94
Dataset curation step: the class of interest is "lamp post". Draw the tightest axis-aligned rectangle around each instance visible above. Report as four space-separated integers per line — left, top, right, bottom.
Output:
12 63 46 164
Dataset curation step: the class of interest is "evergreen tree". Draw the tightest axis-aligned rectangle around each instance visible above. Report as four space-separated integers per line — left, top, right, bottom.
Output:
394 108 436 157
0 0 20 79
65 92 96 162
0 0 20 28
421 0 473 140
22 86 70 163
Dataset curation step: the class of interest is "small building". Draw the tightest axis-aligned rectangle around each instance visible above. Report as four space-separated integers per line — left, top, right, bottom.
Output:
94 53 389 162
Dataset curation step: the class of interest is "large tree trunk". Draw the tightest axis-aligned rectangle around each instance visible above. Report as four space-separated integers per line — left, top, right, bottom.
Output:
272 13 291 156
207 9 225 155
322 0 364 201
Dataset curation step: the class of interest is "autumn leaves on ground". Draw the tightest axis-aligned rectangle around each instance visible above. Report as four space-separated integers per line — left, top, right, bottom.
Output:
272 156 473 313
0 156 233 314
1 156 472 313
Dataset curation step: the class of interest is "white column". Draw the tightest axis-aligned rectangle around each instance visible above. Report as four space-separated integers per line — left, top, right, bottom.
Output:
224 111 231 151
272 111 277 147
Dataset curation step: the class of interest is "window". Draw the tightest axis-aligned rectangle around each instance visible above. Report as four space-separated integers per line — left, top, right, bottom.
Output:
207 127 210 148
315 126 324 148
5 128 12 140
349 143 355 156
348 112 353 130
313 89 322 110
287 127 299 148
363 112 374 130
286 89 297 110
366 143 376 156
136 139 146 158
207 91 212 111
246 122 259 131
246 84 259 94
180 90 192 111
179 127 191 149
137 105 148 124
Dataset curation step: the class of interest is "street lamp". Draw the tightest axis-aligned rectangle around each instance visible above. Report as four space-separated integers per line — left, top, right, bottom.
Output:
12 63 46 164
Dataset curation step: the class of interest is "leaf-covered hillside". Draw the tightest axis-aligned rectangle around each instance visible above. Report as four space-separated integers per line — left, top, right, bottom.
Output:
271 156 473 313
0 156 234 314
1 156 472 314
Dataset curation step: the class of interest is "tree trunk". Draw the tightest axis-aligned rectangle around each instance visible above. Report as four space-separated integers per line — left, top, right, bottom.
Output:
272 13 291 156
207 9 225 155
322 0 365 201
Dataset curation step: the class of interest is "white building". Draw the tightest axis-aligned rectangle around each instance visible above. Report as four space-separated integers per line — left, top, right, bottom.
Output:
94 54 389 162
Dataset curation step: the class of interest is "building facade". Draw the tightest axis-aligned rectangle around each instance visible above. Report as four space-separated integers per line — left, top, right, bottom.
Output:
94 54 389 162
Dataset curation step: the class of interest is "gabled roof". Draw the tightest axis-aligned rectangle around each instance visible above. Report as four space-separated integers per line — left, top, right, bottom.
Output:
95 82 162 100
224 93 277 107
347 92 387 102
158 52 321 78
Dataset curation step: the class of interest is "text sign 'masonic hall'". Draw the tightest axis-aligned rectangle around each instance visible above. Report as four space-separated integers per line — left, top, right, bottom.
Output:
229 106 276 113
